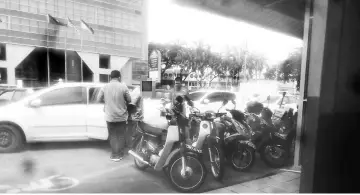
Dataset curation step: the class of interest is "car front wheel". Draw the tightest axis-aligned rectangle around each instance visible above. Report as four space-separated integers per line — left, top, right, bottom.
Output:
0 124 25 153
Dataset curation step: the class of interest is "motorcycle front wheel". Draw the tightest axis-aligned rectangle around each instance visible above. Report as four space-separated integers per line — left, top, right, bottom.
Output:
260 143 288 168
167 153 207 193
230 143 256 172
208 143 225 181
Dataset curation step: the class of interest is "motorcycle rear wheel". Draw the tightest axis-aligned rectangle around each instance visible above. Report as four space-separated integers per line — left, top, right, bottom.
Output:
230 143 255 172
260 143 288 168
167 153 207 193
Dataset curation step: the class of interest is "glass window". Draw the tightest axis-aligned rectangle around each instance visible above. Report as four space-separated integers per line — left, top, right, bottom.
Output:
19 1 29 12
189 92 206 101
28 0 38 14
38 1 46 14
0 0 5 8
39 87 86 106
99 55 110 69
106 33 113 44
0 15 7 29
89 87 103 104
10 0 19 10
0 43 6 61
97 32 105 43
21 18 30 32
0 67 7 83
0 91 14 101
99 74 109 83
207 92 236 103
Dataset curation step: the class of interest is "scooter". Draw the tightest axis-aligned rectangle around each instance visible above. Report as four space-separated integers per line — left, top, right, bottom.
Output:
215 100 256 172
128 96 207 193
189 108 227 181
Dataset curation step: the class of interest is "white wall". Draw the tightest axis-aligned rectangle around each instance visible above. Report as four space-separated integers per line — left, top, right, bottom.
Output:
78 52 131 85
0 44 35 85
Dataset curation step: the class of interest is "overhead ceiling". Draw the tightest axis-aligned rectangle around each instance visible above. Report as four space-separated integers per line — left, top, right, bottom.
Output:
173 0 305 38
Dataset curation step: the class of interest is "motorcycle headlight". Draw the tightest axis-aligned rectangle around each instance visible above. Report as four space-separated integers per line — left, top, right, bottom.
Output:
205 112 216 120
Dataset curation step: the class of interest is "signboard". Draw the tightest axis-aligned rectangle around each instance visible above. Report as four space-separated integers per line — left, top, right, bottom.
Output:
148 50 161 82
149 50 160 71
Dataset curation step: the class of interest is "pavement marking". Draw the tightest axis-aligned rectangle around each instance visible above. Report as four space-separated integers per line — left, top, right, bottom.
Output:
78 161 134 182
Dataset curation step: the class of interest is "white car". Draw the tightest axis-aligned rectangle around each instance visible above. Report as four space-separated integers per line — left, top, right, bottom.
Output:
258 93 298 119
0 83 139 153
188 91 237 113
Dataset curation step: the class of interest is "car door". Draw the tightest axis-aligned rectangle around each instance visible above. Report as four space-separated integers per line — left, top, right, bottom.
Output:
26 86 88 140
86 86 108 140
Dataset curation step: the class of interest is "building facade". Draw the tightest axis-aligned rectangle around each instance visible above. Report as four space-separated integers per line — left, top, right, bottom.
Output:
0 0 148 87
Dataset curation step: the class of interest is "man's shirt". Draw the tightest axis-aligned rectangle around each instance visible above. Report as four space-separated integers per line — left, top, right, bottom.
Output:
97 80 131 122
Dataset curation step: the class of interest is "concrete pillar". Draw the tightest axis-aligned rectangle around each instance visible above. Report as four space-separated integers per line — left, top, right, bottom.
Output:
300 0 360 192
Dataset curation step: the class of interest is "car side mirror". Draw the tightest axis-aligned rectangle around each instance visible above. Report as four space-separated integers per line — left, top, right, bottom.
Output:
30 99 42 108
203 99 210 104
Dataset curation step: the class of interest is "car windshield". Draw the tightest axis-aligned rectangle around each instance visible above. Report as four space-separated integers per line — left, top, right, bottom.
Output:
188 92 207 101
0 91 14 101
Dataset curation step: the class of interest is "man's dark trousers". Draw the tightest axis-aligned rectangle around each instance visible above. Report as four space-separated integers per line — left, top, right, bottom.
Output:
107 121 127 157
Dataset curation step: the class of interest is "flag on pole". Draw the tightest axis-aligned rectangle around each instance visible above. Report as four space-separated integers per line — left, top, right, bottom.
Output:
80 19 94 34
67 17 80 34
47 14 66 26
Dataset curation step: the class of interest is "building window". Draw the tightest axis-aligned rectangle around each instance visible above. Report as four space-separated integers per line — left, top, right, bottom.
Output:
0 67 7 84
99 74 109 83
99 55 110 69
0 43 6 61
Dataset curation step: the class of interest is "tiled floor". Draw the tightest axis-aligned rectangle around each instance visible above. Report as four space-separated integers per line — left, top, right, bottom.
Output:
206 171 300 193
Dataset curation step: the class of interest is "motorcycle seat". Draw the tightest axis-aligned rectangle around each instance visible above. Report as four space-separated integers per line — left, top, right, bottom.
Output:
139 121 167 136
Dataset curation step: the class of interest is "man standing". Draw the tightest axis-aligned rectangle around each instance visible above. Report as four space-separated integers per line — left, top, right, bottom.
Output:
97 70 131 161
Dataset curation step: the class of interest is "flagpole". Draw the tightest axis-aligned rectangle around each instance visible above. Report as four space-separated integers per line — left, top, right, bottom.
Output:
80 32 83 82
47 19 50 87
65 30 67 82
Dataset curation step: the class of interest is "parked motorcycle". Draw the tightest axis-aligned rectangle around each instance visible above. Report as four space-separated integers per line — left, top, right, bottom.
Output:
220 109 257 172
244 100 292 168
214 100 256 172
189 108 227 181
128 96 207 193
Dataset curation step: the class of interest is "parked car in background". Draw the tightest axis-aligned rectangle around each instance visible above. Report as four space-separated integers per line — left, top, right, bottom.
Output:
0 83 139 153
188 90 237 113
258 92 298 119
0 88 43 106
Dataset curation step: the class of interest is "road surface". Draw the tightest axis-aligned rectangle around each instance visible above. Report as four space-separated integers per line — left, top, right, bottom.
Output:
0 141 278 193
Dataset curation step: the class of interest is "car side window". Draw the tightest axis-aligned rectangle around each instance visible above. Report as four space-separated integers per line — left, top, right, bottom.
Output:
207 92 236 103
12 91 27 101
40 87 86 106
89 87 104 104
0 91 14 101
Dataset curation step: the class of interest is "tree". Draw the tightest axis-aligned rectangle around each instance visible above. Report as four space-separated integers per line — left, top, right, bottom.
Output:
246 53 266 80
264 66 277 80
277 48 302 90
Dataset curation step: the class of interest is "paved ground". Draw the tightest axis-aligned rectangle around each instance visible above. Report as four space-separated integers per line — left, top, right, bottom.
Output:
206 171 300 193
0 141 279 193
